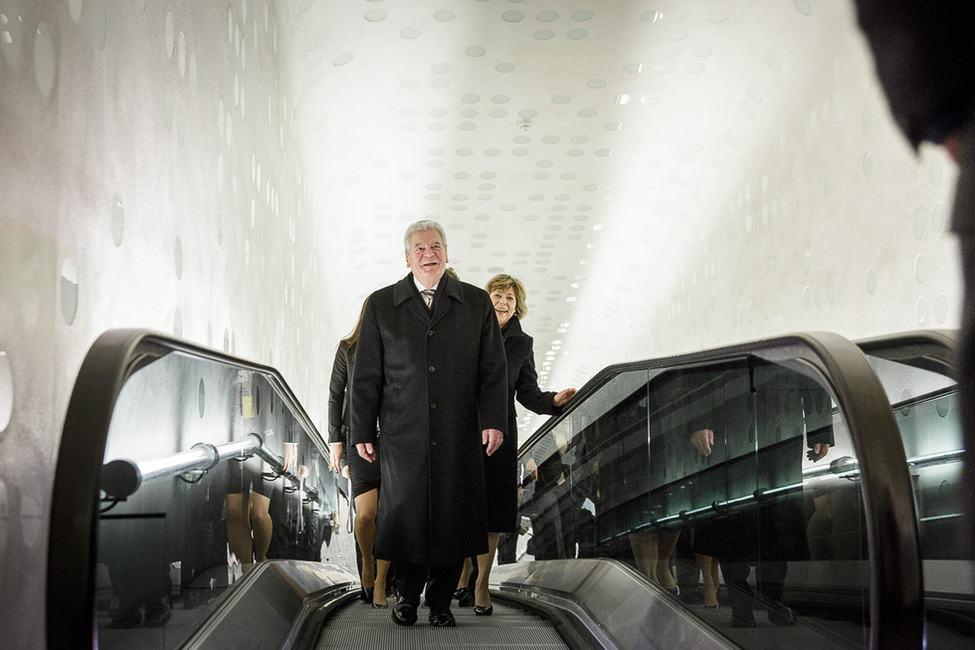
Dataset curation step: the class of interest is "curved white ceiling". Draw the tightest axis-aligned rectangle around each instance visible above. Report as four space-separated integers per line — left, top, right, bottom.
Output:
282 0 954 436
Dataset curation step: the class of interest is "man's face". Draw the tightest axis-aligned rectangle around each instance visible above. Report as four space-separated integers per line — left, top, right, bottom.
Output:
406 229 448 288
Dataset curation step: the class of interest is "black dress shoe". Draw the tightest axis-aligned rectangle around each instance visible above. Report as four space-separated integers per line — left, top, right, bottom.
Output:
428 609 456 627
392 601 418 626
731 610 756 628
768 603 798 626
473 604 493 616
108 606 142 629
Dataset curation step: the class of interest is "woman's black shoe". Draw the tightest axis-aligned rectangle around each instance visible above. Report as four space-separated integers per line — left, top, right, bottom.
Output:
360 587 374 603
372 601 389 609
473 605 493 616
453 587 474 607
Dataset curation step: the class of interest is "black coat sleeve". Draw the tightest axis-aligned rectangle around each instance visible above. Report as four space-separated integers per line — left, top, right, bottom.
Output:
327 343 349 445
513 335 561 417
350 294 383 447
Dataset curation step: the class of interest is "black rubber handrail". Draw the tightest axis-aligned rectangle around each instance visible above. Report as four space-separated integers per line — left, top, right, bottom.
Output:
855 329 957 378
45 328 325 648
519 331 924 650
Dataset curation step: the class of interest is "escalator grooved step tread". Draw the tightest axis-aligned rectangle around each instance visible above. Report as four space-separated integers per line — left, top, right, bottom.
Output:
315 600 571 649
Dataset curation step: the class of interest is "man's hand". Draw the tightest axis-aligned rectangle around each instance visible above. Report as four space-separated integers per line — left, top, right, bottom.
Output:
808 442 830 462
282 442 298 473
483 428 504 456
690 429 715 456
356 442 377 462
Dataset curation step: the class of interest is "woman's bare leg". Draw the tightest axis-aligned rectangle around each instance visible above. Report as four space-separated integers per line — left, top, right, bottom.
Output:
474 532 500 608
697 554 720 607
373 558 391 606
354 489 379 588
249 492 272 563
457 556 473 590
226 493 254 572
629 531 654 581
653 531 680 590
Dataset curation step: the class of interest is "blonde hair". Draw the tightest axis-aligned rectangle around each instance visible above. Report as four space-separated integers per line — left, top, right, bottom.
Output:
484 274 528 321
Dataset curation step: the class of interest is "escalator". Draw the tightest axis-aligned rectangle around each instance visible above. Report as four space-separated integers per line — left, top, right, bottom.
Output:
45 329 970 648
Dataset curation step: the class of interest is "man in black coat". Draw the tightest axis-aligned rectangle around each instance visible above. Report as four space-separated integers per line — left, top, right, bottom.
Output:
853 0 975 550
351 219 508 627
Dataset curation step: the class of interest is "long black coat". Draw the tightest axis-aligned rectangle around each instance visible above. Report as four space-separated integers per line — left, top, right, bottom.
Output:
350 273 508 565
485 317 562 532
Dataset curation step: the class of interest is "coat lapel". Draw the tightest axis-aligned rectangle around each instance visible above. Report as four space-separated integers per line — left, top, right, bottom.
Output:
394 273 465 326
393 274 430 324
429 273 463 326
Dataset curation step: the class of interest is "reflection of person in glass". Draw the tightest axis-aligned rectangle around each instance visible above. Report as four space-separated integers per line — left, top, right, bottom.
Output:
226 372 274 575
691 365 832 628
328 302 389 607
455 274 576 614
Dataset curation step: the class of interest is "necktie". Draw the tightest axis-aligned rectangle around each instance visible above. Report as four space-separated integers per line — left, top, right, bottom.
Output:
421 289 435 310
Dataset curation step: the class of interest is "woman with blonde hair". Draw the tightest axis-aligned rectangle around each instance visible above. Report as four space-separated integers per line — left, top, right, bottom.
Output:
457 274 576 614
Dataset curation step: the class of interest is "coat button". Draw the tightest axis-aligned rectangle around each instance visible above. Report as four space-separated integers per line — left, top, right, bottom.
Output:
431 439 437 446
430 402 437 409
428 330 434 337
428 366 435 372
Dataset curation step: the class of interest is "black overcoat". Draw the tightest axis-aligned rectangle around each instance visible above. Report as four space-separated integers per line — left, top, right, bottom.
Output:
350 273 508 565
485 317 562 532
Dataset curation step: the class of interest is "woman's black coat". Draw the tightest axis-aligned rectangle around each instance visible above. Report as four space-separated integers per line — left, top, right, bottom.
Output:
485 316 563 532
350 273 508 565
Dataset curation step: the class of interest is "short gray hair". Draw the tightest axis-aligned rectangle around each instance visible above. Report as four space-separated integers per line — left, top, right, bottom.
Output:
403 220 447 253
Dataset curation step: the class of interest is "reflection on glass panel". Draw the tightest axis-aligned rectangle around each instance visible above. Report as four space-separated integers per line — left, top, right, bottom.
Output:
517 355 873 648
865 351 973 643
95 351 351 649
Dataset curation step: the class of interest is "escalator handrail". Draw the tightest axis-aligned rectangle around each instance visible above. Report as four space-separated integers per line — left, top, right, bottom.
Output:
854 328 958 377
45 328 325 648
518 331 924 650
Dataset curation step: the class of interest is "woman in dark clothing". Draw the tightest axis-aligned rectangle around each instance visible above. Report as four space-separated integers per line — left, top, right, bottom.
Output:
458 274 577 614
328 302 389 607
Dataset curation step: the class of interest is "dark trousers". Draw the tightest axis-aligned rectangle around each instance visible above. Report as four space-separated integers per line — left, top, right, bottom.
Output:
397 560 464 611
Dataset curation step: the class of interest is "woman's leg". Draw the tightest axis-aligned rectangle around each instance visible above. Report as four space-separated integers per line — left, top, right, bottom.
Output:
697 553 720 607
629 531 654 580
373 558 391 606
249 492 272 563
225 493 254 571
354 488 379 588
456 556 472 590
474 532 500 608
652 531 680 591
